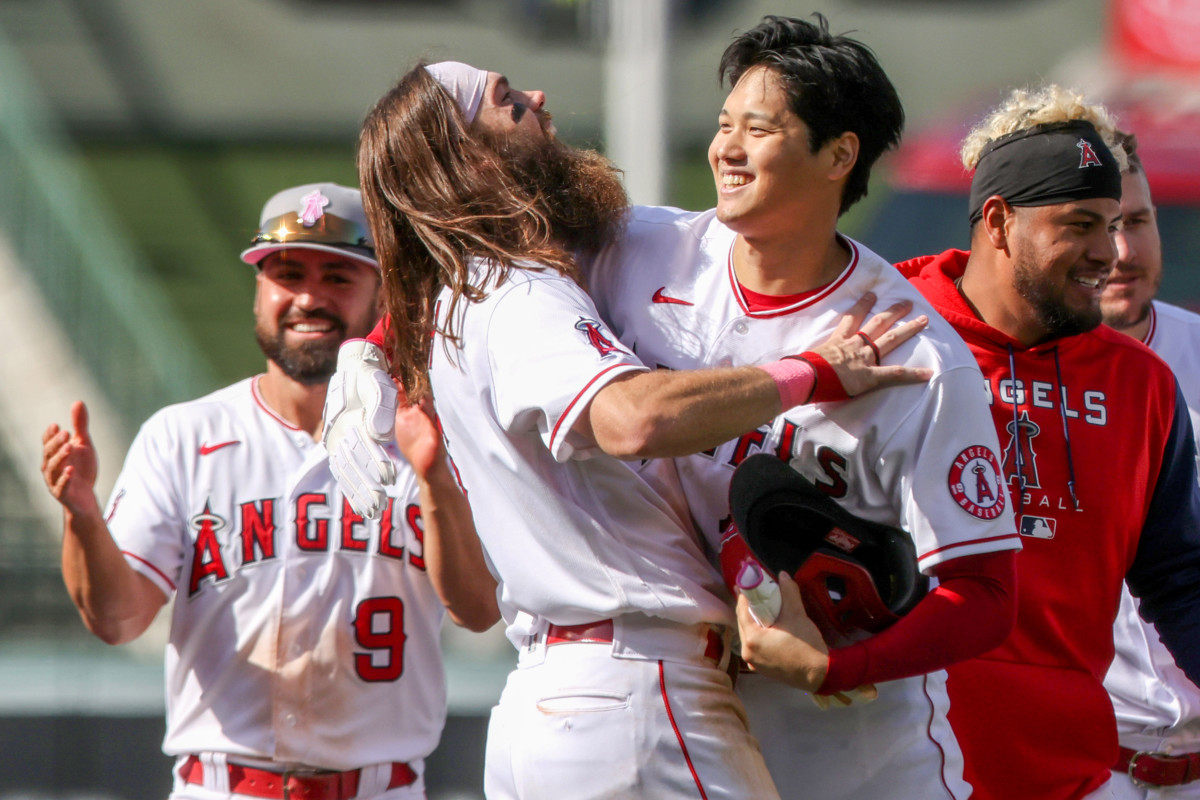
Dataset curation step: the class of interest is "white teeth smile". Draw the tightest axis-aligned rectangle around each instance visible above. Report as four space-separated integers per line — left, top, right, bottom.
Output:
723 174 748 187
1074 276 1103 289
292 323 332 333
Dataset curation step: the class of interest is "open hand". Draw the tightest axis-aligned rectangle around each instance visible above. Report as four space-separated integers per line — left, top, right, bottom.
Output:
392 382 445 480
42 401 100 517
805 292 932 398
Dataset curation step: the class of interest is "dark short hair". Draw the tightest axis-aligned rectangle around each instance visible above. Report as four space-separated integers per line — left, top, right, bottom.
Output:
718 14 904 215
1114 129 1143 174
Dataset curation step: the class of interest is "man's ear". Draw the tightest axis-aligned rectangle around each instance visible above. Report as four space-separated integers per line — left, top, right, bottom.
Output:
980 196 1014 253
252 271 264 316
826 132 859 182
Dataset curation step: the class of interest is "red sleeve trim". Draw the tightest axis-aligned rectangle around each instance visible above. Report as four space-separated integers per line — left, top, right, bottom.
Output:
547 364 642 452
919 532 1021 562
123 550 176 592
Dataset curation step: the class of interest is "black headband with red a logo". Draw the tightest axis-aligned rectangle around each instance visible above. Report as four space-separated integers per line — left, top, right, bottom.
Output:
967 119 1122 224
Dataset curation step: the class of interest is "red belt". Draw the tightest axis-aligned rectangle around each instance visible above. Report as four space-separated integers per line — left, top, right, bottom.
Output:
181 755 415 799
545 619 725 663
1117 746 1200 787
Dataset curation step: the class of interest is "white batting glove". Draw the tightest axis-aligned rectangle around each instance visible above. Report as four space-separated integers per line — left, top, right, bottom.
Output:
322 339 398 519
737 561 782 627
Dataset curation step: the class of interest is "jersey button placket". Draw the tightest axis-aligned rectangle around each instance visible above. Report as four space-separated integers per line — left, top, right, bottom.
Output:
711 316 751 368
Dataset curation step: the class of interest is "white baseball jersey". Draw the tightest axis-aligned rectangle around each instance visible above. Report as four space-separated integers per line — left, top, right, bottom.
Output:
429 260 779 799
1105 300 1200 794
104 376 447 773
429 261 733 641
589 205 1022 800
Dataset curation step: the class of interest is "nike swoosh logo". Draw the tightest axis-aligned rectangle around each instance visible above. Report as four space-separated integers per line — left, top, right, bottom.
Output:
652 287 693 306
199 440 240 456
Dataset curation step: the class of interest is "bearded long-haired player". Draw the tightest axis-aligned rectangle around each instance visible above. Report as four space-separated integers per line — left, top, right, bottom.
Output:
321 57 933 799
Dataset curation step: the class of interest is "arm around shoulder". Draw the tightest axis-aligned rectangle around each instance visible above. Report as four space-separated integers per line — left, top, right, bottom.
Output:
578 293 932 460
581 366 783 460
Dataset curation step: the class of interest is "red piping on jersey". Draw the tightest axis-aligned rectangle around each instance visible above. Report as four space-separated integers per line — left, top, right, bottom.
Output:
919 533 1022 562
921 674 959 799
727 235 859 319
548 364 638 452
1143 303 1158 347
658 660 709 800
251 375 302 431
123 550 175 592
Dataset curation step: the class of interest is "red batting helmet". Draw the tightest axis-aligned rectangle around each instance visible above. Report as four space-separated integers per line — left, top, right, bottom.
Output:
729 453 928 646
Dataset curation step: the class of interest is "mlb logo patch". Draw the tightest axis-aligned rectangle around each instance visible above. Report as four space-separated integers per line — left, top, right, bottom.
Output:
1019 515 1056 539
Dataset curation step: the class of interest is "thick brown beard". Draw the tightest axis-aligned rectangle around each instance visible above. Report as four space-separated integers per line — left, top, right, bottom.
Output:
481 132 629 261
256 324 341 385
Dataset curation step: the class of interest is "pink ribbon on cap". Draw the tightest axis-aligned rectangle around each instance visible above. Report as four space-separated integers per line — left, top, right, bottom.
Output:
425 61 489 124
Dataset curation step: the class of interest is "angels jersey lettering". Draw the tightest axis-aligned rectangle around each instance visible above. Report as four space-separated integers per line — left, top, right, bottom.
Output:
104 376 446 771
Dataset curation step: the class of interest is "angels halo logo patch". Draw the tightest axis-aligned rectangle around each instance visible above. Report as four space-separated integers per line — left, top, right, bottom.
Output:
948 445 1006 520
575 317 623 357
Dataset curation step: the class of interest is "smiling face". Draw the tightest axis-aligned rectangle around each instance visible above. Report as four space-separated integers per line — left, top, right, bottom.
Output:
1100 168 1162 334
1005 197 1122 341
253 249 382 385
471 71 555 145
708 66 853 240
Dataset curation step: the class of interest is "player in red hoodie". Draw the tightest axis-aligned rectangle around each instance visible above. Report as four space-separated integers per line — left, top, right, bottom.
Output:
897 85 1200 799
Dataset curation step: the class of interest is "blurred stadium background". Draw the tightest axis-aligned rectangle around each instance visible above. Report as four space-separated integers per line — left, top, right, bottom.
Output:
0 0 1196 797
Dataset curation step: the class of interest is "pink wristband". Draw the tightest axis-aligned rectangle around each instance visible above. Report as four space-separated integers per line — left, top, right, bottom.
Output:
758 358 816 409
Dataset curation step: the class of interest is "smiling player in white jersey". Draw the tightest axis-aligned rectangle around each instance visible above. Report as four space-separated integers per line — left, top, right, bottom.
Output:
588 16 1021 799
1101 130 1200 798
340 55 938 800
41 183 494 799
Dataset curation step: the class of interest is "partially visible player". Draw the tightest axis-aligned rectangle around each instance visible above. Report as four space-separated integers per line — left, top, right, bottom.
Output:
589 15 1021 799
898 87 1200 800
41 183 494 799
350 58 931 799
1100 130 1200 799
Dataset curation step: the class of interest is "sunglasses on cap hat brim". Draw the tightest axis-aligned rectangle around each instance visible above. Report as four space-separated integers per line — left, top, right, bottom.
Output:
250 211 372 251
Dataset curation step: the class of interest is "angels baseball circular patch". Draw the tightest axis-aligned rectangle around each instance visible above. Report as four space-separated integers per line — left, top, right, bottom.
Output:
948 446 1006 520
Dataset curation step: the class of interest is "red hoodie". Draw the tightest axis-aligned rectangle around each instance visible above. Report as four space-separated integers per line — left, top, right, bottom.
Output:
900 249 1200 799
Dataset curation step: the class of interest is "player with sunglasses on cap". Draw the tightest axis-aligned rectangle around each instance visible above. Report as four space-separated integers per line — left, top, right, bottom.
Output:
41 183 493 799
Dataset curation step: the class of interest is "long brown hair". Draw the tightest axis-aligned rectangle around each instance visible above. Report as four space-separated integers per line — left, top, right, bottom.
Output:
358 63 578 398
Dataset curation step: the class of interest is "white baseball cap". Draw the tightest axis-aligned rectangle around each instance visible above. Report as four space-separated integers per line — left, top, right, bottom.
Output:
240 182 378 270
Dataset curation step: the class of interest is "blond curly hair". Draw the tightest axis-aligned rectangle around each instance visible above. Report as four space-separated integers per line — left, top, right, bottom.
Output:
961 85 1127 172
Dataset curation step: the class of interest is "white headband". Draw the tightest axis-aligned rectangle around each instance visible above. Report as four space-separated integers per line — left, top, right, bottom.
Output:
424 61 489 124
